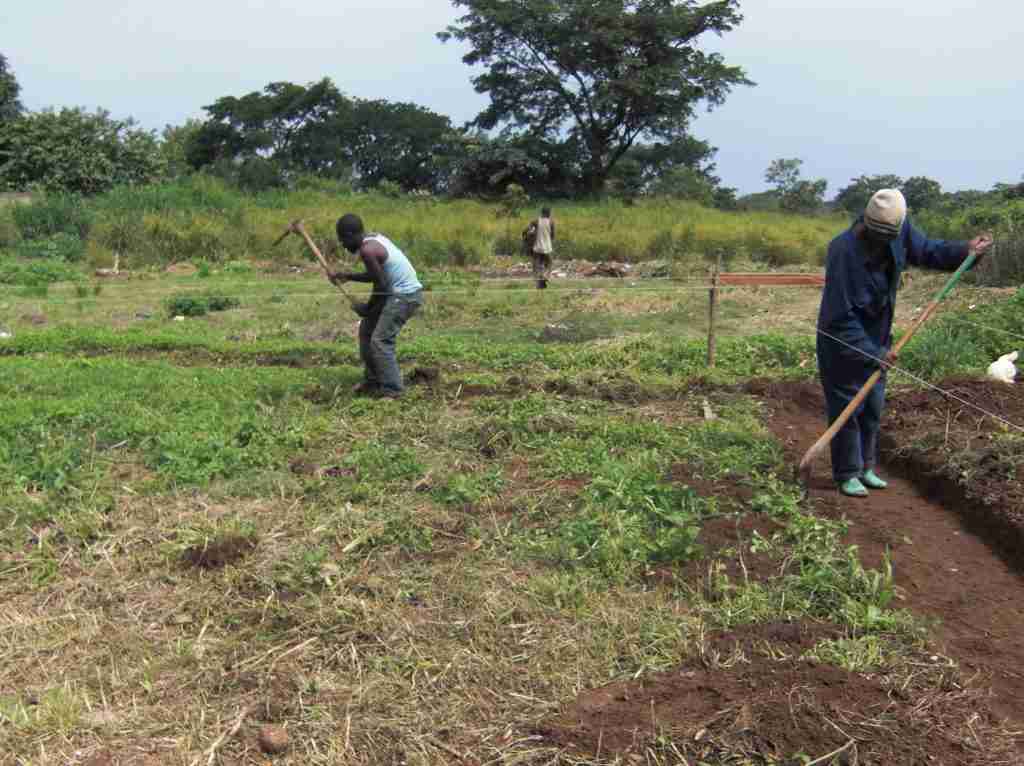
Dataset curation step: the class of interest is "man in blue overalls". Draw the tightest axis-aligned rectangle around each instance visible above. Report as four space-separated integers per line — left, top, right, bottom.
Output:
816 189 992 497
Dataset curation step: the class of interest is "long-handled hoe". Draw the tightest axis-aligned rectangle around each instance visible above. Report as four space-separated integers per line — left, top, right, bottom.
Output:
273 219 361 311
797 248 979 484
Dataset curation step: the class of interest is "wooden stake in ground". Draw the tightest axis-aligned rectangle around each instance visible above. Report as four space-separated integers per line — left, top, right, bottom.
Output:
707 252 722 368
797 249 978 483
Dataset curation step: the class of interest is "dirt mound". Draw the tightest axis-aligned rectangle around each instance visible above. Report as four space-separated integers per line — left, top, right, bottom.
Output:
182 534 256 569
885 376 1024 524
541 623 1011 764
892 375 1023 421
407 366 442 386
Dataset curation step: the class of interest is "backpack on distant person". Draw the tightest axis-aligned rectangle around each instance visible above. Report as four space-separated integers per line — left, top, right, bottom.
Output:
521 222 537 255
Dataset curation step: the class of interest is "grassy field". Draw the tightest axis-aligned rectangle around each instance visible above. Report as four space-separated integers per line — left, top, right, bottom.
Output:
1 256 1021 764
0 178 846 279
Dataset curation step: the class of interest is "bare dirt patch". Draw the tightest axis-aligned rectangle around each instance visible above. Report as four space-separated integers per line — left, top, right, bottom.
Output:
407 365 442 386
677 513 781 586
747 377 1024 727
182 534 257 569
665 462 756 507
541 633 1014 765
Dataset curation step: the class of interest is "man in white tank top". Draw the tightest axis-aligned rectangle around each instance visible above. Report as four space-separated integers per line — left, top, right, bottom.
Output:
527 207 555 289
330 213 423 398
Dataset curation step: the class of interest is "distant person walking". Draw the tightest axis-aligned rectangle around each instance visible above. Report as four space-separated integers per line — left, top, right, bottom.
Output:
816 189 992 497
524 207 555 289
327 214 424 398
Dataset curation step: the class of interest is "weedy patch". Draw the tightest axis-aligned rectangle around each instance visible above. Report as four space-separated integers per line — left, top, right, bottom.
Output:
1 266 1021 764
165 291 241 317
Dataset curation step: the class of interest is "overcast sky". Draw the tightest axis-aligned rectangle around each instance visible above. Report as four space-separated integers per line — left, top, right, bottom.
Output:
4 1 1021 195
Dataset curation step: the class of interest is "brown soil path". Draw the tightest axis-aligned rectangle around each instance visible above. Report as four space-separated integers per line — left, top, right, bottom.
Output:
750 379 1024 724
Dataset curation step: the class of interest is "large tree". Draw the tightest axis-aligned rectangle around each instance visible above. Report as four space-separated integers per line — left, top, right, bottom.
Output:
0 53 22 122
901 176 943 212
833 174 904 215
188 79 461 192
764 158 827 213
189 78 349 172
344 99 461 192
0 108 163 194
439 0 751 194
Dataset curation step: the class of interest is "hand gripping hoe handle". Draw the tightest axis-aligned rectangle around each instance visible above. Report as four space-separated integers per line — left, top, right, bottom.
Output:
274 219 358 306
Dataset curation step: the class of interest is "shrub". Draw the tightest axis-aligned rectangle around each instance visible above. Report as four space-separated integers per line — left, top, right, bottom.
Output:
645 226 696 262
744 228 804 267
165 292 240 317
0 210 19 249
0 256 80 285
492 232 519 257
376 180 403 199
92 215 145 254
448 239 480 267
235 157 287 192
970 237 1024 287
12 194 92 240
15 233 86 262
143 215 229 263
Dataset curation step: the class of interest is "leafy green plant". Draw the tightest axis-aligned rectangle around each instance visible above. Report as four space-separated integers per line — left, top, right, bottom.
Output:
539 456 703 580
0 257 80 285
11 194 92 240
15 233 86 262
431 469 505 506
165 292 240 317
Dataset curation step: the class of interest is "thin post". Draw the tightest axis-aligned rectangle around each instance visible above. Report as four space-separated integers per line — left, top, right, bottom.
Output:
707 253 721 367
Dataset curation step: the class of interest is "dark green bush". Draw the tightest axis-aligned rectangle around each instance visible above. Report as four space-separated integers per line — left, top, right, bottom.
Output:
970 237 1024 287
12 195 92 240
166 292 241 317
0 257 81 285
492 233 519 257
15 233 86 262
448 239 480 267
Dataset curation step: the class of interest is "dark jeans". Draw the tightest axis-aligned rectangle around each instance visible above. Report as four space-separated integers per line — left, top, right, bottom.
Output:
821 370 886 483
531 252 552 280
358 291 423 394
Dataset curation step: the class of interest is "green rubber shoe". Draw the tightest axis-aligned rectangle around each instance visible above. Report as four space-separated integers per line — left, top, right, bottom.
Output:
861 470 888 490
839 477 869 497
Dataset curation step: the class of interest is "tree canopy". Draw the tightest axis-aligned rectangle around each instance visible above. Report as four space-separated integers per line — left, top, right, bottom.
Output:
0 53 22 123
187 79 460 192
834 174 944 214
764 158 827 213
439 0 751 194
0 108 163 194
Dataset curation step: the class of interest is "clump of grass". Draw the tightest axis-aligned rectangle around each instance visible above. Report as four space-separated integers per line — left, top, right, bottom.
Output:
534 455 704 580
165 292 241 317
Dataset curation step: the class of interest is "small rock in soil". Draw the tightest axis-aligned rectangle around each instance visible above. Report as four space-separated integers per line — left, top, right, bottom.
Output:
258 724 290 754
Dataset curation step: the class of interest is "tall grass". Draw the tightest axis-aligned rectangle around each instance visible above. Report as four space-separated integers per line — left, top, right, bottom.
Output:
3 176 845 272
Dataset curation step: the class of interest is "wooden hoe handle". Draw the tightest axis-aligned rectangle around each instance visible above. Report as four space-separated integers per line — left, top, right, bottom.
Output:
797 250 978 482
274 220 357 306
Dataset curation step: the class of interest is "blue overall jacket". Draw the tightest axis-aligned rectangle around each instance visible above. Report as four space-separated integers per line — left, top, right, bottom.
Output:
816 218 968 379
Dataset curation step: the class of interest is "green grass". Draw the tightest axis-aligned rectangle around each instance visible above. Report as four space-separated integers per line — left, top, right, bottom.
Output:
0 176 845 273
0 258 1019 764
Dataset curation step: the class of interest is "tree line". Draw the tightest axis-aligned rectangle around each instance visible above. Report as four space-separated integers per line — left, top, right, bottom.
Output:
2 0 1022 211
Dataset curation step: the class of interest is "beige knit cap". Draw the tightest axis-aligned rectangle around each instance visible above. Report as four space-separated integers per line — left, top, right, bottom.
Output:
864 189 907 238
